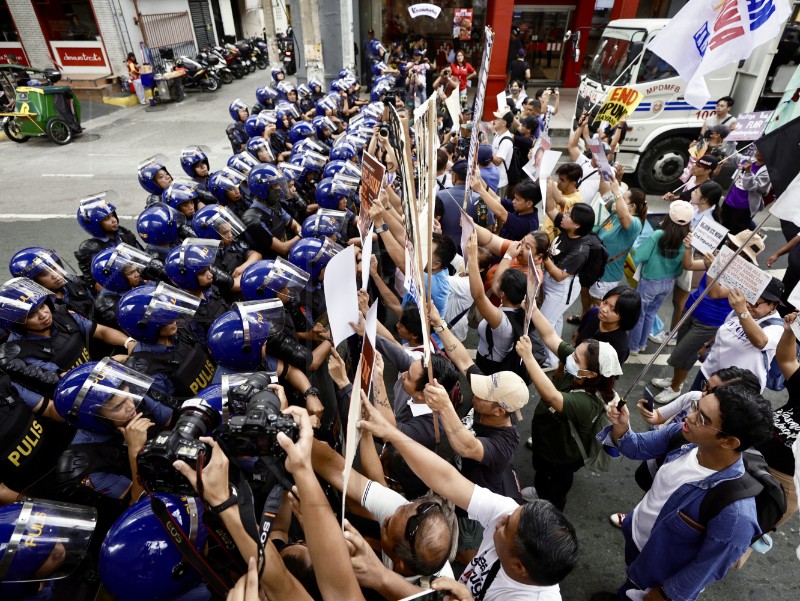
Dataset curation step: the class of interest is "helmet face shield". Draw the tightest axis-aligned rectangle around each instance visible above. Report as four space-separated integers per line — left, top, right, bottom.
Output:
180 145 210 168
78 191 119 220
206 206 247 242
332 174 360 198
261 257 309 297
104 243 153 282
138 154 172 189
146 282 201 327
0 277 51 324
278 162 304 183
0 500 97 583
228 152 260 176
179 238 220 268
13 249 77 288
235 299 284 350
301 150 327 171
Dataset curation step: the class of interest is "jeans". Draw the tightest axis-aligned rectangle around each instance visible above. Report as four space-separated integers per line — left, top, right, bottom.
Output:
629 277 676 352
540 272 580 365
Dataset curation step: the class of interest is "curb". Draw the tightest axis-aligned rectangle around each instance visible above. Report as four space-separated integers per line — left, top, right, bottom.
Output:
103 89 153 108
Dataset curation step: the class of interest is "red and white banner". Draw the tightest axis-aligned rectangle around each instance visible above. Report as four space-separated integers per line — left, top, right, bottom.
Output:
0 44 28 66
648 0 791 109
50 41 109 74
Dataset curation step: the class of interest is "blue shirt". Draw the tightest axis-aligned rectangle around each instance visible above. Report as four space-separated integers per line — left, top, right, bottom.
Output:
687 274 731 327
497 198 539 241
437 185 494 251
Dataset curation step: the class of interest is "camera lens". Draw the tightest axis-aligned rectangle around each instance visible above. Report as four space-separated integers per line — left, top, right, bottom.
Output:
174 398 221 438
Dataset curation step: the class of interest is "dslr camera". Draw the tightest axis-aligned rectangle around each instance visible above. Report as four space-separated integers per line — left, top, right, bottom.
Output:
137 397 221 495
220 372 299 457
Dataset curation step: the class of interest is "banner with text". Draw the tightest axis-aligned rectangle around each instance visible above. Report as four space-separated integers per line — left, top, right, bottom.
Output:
708 245 771 305
595 87 644 127
691 215 729 255
358 151 385 241
463 27 495 208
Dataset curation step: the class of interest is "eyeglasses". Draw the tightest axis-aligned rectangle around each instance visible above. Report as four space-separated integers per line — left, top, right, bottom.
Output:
689 398 729 435
700 380 716 395
404 501 441 559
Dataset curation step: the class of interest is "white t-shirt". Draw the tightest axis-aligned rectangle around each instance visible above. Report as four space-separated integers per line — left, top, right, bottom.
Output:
658 391 701 425
631 447 716 550
436 172 453 193
444 274 473 342
492 131 514 189
703 113 737 131
575 154 600 206
476 308 516 361
361 481 455 580
701 311 783 391
460 486 562 601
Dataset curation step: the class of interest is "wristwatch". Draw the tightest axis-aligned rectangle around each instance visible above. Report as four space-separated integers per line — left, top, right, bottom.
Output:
374 223 389 234
739 311 750 320
209 485 238 514
303 386 321 399
433 323 448 333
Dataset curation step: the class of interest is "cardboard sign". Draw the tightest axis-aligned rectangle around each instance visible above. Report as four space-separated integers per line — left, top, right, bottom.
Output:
358 151 385 242
522 133 551 182
523 251 541 336
787 280 800 311
587 138 615 181
537 150 563 205
323 245 359 346
596 87 644 127
708 246 771 305
691 215 729 255
726 111 773 142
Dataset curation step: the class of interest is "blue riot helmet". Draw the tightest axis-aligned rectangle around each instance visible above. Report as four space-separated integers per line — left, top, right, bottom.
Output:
117 282 200 344
322 160 348 179
315 95 338 116
370 83 390 102
227 151 260 176
368 39 385 58
345 133 368 152
371 61 389 77
229 98 249 122
288 237 342 283
296 83 312 99
192 204 247 243
288 121 314 145
255 86 278 106
54 358 155 432
138 154 173 195
312 115 336 139
137 202 186 246
207 300 284 370
207 167 247 205
278 161 305 185
240 257 309 301
179 145 210 178
9 247 78 290
91 243 151 293
330 78 348 94
0 500 96 585
100 494 207 601
277 81 297 100
276 101 299 128
330 141 357 162
271 66 285 83
161 181 201 217
308 78 323 94
165 239 220 290
338 68 354 79
244 113 267 138
301 210 347 239
247 136 275 163
76 191 119 238
313 177 344 210
248 163 289 202
0 277 51 332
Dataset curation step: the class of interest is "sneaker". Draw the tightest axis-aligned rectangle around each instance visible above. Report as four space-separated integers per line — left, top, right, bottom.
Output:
651 377 673 389
609 512 627 528
654 386 682 404
667 337 677 346
629 349 639 357
649 330 670 344
521 486 538 502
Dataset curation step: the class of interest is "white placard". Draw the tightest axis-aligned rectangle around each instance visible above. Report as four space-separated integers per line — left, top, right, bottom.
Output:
787 280 800 311
496 90 508 116
708 246 771 305
691 215 729 256
522 132 551 182
361 224 374 291
323 244 359 345
537 150 563 206
445 87 461 132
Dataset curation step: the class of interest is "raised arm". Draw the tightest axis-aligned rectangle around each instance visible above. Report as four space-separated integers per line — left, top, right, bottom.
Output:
428 302 474 375
516 335 565 413
467 231 504 329
470 173 508 224
567 114 587 162
545 177 560 222
777 313 800 379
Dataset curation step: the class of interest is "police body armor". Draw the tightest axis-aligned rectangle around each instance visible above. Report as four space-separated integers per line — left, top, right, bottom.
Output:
61 279 95 318
74 228 140 289
126 329 216 398
226 122 248 153
243 202 288 259
190 289 229 346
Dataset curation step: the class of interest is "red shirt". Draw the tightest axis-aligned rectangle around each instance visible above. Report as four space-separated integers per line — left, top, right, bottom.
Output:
451 61 475 91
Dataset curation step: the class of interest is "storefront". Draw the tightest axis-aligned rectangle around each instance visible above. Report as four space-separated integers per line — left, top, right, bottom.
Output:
0 0 28 65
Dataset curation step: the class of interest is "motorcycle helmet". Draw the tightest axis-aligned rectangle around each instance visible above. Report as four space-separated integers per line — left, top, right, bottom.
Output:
248 163 288 202
100 494 207 601
330 142 357 162
207 167 246 205
247 136 275 163
308 78 323 95
161 182 200 216
240 257 309 302
117 282 200 344
137 202 186 246
179 146 210 178
165 239 220 290
192 204 247 243
0 277 51 332
227 151 260 176
76 192 118 238
207 300 284 370
288 121 314 145
288 237 342 283
255 86 279 106
91 243 151 293
9 247 77 289
0 500 96 584
138 155 173 195
315 96 338 116
271 66 286 84
229 98 249 122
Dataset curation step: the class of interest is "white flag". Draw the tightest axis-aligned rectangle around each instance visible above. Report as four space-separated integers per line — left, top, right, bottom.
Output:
648 0 790 109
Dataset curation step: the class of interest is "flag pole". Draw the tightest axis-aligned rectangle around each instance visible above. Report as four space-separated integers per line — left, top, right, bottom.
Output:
666 140 758 196
585 47 648 114
620 212 772 402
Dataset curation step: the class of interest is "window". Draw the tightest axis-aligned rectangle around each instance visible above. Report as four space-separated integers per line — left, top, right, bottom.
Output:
33 0 100 42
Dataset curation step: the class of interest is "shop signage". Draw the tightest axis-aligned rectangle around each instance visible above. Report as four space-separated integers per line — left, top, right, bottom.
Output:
0 45 28 66
408 4 441 19
55 47 106 67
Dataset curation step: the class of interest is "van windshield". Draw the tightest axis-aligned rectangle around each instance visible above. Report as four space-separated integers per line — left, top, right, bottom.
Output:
586 28 648 86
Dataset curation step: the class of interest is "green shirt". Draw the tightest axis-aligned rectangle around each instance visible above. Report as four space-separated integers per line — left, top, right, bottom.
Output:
530 342 607 465
598 211 643 283
634 229 684 280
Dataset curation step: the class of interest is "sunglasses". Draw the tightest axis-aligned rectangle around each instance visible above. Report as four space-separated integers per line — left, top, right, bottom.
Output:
404 501 441 559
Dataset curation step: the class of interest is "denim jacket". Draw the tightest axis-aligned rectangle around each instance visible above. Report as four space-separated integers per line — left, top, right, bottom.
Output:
605 422 759 601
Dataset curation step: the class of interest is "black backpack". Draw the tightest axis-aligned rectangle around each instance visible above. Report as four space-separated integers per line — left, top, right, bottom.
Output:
475 308 545 384
567 233 609 299
500 137 524 186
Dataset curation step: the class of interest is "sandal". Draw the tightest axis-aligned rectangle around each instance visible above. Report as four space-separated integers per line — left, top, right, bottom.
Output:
566 314 582 325
609 512 627 528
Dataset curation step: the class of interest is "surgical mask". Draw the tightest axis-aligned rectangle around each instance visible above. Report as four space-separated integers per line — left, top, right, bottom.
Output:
564 353 581 377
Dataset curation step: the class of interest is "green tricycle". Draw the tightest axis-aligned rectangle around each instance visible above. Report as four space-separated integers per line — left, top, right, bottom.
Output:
0 64 82 145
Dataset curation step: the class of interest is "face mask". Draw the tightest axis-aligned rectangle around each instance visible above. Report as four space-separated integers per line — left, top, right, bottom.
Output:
564 353 581 377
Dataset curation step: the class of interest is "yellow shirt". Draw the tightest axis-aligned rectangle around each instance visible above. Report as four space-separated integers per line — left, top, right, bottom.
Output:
543 190 582 240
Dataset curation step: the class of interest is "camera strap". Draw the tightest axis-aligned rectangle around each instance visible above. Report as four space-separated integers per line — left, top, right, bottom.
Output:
254 456 293 581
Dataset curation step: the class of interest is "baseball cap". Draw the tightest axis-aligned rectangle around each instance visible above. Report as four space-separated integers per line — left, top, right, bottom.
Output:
492 110 513 126
517 48 526 57
668 200 694 226
477 144 493 165
696 154 719 170
470 371 529 419
460 120 474 131
726 229 765 263
760 277 785 303
451 159 468 179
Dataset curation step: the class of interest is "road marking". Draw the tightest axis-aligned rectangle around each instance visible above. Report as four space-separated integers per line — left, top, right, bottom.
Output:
41 174 94 178
86 153 127 157
0 214 137 220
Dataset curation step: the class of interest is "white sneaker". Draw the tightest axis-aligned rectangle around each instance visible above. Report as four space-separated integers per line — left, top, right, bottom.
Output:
667 337 677 346
654 386 682 404
526 437 533 448
521 486 538 502
649 331 670 345
629 350 639 356
651 377 673 389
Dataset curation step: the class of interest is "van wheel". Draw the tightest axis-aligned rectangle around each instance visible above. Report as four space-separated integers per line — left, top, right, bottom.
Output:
636 137 691 195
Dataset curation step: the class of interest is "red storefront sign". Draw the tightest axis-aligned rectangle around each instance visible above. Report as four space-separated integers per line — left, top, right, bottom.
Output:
0 48 28 66
55 46 107 67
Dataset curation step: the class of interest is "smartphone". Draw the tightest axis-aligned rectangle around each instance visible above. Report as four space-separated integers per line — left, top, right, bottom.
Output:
643 387 656 413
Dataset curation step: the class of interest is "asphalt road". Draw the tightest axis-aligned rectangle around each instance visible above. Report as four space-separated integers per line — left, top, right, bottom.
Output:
0 75 796 600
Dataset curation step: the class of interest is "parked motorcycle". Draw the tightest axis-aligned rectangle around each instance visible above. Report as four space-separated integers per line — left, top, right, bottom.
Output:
277 29 296 75
226 43 254 74
175 56 220 91
249 36 269 70
196 50 233 84
235 39 263 72
212 45 245 79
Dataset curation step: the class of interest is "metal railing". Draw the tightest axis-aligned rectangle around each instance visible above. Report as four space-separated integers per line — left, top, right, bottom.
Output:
141 12 196 72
